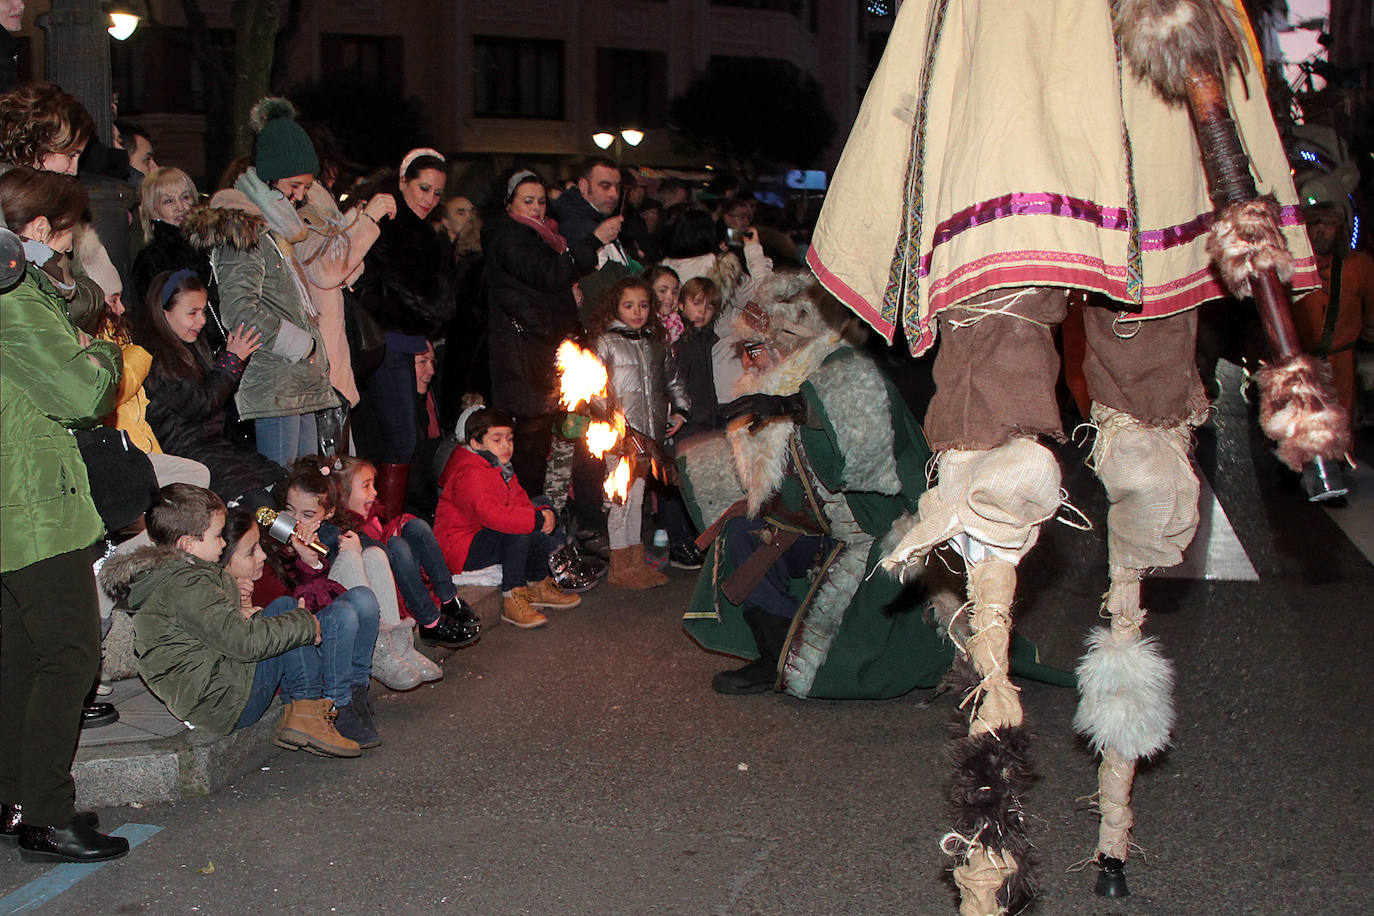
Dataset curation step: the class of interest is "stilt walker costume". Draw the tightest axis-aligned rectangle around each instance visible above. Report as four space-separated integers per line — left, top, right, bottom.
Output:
807 0 1326 911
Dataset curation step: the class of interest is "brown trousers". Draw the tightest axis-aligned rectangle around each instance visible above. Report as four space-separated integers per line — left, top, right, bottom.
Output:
925 287 1205 451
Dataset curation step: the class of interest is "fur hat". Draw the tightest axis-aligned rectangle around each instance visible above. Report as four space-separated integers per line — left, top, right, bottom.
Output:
250 97 318 182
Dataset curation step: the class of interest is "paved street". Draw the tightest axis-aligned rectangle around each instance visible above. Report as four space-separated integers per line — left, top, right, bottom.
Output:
2 372 1371 915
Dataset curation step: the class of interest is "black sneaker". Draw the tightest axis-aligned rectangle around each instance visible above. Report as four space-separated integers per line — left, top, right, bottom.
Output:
670 542 704 570
419 608 480 647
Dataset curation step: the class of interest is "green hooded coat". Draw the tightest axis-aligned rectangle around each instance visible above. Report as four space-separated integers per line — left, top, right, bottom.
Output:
101 546 317 735
1 267 121 573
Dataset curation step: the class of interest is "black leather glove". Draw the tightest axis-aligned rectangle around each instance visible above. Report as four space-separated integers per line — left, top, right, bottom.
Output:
721 392 808 431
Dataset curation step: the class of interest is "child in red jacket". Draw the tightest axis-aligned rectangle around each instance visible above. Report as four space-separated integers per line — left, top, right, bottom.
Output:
435 408 580 629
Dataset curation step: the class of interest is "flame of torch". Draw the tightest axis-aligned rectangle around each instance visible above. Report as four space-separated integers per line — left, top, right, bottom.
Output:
585 419 621 458
557 340 608 411
555 339 657 504
604 457 631 502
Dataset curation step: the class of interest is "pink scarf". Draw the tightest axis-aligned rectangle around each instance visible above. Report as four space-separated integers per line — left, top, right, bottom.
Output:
509 212 568 254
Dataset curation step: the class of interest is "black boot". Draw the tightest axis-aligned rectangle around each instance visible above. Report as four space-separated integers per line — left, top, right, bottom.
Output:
2 804 98 840
711 608 793 695
18 817 129 862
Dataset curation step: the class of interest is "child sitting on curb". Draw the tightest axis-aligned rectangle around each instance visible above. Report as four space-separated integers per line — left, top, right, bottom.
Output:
435 408 581 629
240 503 384 749
99 484 360 757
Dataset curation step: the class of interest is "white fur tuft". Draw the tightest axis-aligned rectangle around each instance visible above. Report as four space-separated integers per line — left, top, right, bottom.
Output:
1073 627 1175 760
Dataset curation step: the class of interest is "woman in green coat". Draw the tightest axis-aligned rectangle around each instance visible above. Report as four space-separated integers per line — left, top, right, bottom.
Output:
0 166 129 861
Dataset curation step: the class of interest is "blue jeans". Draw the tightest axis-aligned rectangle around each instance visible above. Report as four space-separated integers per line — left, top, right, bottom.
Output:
283 587 379 708
233 589 381 727
384 518 456 625
235 597 309 729
466 527 562 593
254 412 319 468
360 339 425 463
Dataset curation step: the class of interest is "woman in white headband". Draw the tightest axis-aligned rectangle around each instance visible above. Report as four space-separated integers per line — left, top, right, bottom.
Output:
349 147 454 516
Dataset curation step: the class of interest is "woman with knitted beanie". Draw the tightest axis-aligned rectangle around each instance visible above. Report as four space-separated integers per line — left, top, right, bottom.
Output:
183 98 336 468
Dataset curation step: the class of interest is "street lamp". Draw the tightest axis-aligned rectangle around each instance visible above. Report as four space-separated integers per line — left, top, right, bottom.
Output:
592 128 644 162
106 2 144 41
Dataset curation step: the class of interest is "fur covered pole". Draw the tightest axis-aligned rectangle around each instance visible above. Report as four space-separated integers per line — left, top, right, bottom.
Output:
1115 0 1350 475
1073 566 1175 897
943 558 1034 916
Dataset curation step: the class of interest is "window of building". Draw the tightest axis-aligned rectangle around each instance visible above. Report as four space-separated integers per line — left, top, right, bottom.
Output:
474 36 564 120
321 34 405 90
595 48 668 128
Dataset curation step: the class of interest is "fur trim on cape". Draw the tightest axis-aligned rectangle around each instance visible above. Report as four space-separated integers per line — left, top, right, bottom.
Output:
181 200 265 252
677 431 746 532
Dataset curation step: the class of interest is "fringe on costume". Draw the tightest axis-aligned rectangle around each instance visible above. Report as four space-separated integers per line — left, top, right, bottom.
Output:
1205 197 1297 299
1113 0 1245 102
1073 627 1175 761
1256 354 1353 469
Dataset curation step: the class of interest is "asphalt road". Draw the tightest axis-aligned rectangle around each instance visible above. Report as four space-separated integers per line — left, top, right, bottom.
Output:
2 380 1370 915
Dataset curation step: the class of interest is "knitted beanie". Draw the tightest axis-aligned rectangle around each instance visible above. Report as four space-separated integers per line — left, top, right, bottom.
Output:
250 97 318 182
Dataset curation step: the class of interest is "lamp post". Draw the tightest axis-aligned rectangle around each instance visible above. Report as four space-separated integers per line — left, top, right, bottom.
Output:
592 127 644 163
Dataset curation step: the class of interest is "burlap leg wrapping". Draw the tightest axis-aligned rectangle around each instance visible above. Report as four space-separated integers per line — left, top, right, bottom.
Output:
965 559 1022 735
1098 747 1137 861
953 845 1019 916
883 438 1061 572
948 558 1024 912
1089 404 1200 570
1101 568 1142 862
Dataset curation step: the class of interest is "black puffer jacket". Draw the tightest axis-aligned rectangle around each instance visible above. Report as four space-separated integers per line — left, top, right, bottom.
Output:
675 322 720 440
143 341 285 499
131 219 213 310
354 199 455 338
482 213 599 417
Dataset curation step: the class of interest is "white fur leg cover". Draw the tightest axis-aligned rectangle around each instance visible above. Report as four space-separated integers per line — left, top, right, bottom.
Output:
1074 567 1175 861
1089 404 1200 571
883 438 1061 573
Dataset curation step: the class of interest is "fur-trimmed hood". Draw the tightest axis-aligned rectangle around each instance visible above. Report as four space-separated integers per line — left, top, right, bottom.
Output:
181 196 266 252
98 543 198 609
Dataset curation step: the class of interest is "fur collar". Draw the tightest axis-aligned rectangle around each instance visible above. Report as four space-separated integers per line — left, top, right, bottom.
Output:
182 200 265 252
97 543 194 605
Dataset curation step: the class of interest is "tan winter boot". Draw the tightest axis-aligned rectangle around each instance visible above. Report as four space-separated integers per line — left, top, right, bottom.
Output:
275 698 362 758
627 543 669 589
501 588 548 629
524 576 581 609
607 547 646 589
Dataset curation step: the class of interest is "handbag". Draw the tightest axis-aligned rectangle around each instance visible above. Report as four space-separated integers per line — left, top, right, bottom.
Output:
343 285 387 382
74 427 160 532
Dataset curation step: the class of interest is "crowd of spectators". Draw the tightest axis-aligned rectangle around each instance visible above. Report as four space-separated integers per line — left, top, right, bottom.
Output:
0 66 801 863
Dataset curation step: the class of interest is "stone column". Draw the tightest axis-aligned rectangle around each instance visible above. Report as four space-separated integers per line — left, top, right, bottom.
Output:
37 0 113 145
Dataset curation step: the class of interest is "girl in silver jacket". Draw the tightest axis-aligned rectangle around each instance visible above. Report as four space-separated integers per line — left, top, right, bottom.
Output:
589 277 690 589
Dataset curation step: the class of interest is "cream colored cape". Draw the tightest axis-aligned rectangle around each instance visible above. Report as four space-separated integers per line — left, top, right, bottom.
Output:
807 0 1318 355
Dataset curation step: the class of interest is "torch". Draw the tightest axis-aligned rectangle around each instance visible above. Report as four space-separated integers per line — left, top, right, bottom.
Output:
556 340 674 503
1117 0 1350 494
